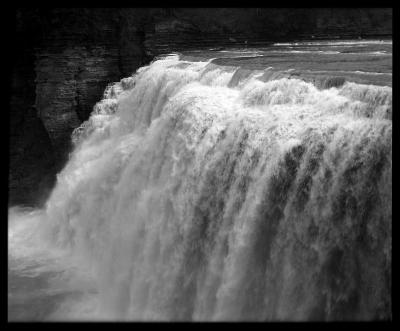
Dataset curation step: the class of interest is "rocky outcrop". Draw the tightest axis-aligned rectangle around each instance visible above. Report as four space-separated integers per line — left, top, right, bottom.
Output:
35 46 121 163
9 8 149 206
9 9 56 206
9 8 392 207
33 9 148 166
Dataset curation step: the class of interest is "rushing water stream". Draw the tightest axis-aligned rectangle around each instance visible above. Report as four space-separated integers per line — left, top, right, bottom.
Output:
8 40 392 321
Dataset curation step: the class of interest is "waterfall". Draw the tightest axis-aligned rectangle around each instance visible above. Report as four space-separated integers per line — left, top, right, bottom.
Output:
8 55 391 321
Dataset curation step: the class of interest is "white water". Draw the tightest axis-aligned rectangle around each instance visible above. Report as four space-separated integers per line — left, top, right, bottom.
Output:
9 55 392 321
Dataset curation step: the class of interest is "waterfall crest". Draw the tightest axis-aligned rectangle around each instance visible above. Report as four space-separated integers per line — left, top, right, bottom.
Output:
9 55 392 321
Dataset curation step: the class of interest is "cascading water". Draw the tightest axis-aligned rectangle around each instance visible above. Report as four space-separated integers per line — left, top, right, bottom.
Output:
8 52 391 321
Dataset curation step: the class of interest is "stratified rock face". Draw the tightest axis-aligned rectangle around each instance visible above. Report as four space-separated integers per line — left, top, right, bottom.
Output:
9 8 392 207
32 9 150 161
9 8 148 206
35 46 121 162
9 9 56 206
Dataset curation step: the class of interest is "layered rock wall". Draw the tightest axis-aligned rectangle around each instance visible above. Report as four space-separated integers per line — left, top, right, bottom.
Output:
35 46 121 162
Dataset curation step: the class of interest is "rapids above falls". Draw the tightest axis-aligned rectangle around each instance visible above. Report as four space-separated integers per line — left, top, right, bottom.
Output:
8 41 392 321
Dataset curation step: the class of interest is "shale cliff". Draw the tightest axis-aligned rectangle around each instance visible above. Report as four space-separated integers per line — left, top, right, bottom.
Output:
9 8 392 206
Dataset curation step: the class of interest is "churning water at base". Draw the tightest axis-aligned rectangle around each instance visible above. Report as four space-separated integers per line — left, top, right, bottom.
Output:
8 52 391 321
